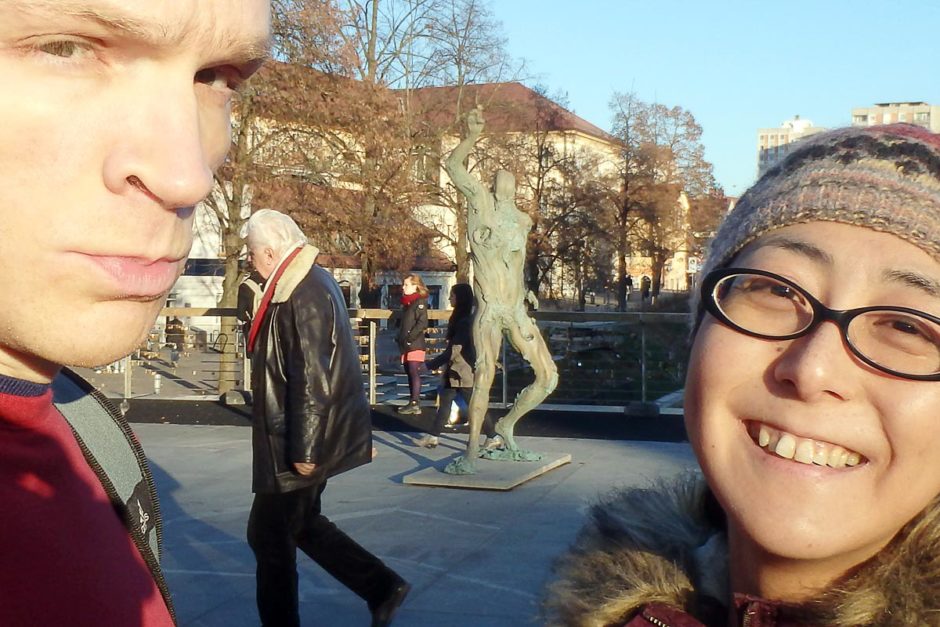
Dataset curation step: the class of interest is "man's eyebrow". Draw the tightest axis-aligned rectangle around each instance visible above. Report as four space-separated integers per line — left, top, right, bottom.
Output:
754 234 834 265
14 0 270 65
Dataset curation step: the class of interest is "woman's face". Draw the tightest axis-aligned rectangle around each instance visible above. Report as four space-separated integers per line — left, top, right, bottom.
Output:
449 289 457 306
403 278 417 295
685 221 940 595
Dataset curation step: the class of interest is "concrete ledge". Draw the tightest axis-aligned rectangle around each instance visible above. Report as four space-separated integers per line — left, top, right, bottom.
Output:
624 401 660 417
220 390 250 406
403 452 571 491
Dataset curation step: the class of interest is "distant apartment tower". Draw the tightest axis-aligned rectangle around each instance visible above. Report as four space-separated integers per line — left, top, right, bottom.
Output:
757 116 826 177
851 102 940 132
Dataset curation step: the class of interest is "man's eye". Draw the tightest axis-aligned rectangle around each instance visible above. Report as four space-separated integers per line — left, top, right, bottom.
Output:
195 66 243 92
36 39 95 59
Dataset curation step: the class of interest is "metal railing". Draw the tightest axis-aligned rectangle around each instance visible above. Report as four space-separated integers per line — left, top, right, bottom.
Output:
72 308 692 412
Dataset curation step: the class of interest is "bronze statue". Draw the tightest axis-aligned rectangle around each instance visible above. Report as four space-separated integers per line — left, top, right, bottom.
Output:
442 107 558 475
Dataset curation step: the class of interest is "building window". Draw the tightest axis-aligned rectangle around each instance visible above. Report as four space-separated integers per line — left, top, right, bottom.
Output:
852 114 868 125
914 111 930 124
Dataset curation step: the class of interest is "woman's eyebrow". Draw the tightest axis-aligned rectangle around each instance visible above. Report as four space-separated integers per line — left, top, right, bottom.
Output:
755 234 834 265
883 270 940 299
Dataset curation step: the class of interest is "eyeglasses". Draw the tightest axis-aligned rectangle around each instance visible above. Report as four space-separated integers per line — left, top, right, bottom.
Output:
701 268 940 381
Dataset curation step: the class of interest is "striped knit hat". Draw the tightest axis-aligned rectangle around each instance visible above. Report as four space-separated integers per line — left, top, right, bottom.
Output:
694 123 940 318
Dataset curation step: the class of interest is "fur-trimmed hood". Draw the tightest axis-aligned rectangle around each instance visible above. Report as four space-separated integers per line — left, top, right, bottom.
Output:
269 244 319 305
544 474 940 626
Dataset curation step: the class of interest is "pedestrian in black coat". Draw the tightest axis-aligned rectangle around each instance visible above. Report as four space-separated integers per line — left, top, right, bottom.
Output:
245 210 409 627
396 273 429 415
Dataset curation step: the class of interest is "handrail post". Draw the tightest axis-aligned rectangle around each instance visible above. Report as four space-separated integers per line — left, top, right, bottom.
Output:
368 319 377 405
640 312 647 403
242 330 252 393
123 355 132 400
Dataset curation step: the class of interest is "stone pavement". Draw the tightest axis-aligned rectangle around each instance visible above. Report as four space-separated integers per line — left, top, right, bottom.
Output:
137 423 696 626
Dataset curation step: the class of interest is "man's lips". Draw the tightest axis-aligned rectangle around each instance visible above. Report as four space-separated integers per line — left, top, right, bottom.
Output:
81 254 184 298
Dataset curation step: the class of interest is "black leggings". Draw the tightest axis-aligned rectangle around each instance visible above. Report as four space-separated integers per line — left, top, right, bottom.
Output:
403 360 422 402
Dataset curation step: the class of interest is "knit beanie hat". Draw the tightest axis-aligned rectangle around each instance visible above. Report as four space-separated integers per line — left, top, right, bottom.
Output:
693 123 940 318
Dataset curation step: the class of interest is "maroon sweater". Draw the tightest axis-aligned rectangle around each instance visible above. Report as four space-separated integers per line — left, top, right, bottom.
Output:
0 374 173 626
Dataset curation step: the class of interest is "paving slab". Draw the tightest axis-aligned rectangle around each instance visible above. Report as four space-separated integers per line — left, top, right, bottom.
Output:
133 424 696 626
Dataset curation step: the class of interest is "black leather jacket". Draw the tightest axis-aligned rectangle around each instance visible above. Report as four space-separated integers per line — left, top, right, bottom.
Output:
250 245 372 493
396 295 428 353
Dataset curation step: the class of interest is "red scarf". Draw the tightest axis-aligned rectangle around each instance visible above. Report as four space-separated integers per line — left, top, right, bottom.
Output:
401 292 422 307
247 247 303 353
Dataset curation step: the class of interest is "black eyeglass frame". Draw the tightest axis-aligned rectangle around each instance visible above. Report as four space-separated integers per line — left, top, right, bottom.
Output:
701 267 940 381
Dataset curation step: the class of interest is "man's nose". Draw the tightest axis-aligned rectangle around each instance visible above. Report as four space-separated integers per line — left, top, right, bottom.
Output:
102 70 221 212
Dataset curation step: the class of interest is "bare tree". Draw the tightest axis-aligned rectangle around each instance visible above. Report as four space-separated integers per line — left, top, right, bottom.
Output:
547 159 616 309
608 92 718 305
201 0 357 392
410 0 523 282
210 0 528 319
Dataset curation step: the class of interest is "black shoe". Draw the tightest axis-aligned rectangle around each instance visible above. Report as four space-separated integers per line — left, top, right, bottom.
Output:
396 401 421 415
371 581 411 627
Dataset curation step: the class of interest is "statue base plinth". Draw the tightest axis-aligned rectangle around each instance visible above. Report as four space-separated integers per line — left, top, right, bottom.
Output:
403 452 571 491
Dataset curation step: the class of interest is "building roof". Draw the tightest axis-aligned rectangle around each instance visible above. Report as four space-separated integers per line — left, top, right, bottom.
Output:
872 101 929 107
252 63 613 143
405 82 614 142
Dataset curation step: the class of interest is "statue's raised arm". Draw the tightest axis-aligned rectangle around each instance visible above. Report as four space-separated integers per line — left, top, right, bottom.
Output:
444 107 488 211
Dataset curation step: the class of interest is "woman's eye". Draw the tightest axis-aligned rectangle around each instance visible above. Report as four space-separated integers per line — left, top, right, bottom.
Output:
889 319 923 336
739 279 793 298
769 284 793 298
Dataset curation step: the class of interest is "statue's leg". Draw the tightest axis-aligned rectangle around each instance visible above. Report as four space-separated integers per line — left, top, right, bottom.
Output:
444 315 501 475
495 315 559 450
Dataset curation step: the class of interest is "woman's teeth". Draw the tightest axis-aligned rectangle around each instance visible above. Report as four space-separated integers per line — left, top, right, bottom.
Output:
752 424 863 468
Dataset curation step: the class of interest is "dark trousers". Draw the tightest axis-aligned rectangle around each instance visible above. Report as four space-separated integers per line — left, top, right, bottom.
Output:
429 387 496 438
247 482 400 627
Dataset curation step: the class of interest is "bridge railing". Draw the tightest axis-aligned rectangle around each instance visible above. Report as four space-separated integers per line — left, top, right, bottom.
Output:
71 308 692 414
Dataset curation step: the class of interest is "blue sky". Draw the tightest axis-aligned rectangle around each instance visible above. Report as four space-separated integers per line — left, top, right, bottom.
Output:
491 0 940 197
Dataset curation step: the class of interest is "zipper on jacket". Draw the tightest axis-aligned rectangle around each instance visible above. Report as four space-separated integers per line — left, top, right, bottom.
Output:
641 609 672 627
742 602 757 627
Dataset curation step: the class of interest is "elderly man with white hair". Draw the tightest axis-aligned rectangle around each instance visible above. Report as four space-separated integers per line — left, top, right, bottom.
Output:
244 209 409 626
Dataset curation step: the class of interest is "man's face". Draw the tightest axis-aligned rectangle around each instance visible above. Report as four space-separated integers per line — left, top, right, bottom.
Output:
247 243 277 281
0 0 270 381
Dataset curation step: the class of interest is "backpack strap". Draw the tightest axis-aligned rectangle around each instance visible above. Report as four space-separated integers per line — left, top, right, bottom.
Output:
52 369 175 620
